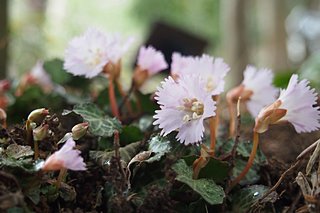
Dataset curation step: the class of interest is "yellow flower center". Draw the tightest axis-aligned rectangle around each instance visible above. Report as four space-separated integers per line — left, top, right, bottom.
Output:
177 98 204 123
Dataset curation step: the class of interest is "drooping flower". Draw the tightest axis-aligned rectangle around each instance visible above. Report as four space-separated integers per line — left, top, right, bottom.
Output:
227 65 278 117
153 75 216 145
64 28 110 78
254 74 320 133
137 46 168 75
133 46 168 87
170 52 195 78
41 138 86 171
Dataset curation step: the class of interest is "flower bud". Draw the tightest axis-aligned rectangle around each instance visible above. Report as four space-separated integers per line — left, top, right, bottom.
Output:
33 124 49 141
132 67 149 88
72 122 89 140
27 108 49 123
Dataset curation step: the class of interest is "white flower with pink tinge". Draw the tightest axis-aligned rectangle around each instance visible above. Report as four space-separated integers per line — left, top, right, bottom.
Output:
137 46 168 75
64 28 133 78
64 28 110 78
170 52 195 78
153 75 216 145
41 138 86 171
242 66 278 117
181 54 230 95
106 33 134 64
255 74 320 133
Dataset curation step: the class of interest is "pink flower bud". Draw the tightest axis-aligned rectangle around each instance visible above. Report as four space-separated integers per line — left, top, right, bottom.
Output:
27 108 49 123
33 124 49 141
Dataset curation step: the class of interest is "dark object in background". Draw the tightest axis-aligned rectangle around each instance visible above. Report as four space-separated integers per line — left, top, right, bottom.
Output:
141 22 208 70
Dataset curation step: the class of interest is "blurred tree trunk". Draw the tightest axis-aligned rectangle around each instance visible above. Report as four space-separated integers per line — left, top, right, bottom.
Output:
256 0 289 71
220 0 249 87
0 0 8 79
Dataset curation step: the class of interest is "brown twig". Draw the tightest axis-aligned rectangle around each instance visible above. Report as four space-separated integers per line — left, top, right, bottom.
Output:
257 159 302 204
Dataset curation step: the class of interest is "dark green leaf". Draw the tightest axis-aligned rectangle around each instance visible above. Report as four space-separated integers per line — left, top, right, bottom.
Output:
172 160 225 205
72 103 122 137
43 58 72 84
120 125 143 145
183 155 230 183
233 159 259 185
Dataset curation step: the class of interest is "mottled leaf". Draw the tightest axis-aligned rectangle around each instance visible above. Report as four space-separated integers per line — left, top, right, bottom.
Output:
72 103 122 137
89 141 141 168
5 144 34 159
172 160 225 205
146 135 171 163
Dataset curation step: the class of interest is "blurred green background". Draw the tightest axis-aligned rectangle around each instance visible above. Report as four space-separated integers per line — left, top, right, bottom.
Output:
0 0 320 89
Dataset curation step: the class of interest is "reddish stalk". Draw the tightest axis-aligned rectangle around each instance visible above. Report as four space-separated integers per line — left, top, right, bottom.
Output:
56 168 67 188
115 79 133 115
34 140 39 160
229 131 259 188
228 100 236 138
209 95 219 156
209 117 217 156
108 77 120 119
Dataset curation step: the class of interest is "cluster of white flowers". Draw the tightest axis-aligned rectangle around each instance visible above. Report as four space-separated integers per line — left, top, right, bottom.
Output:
63 28 320 146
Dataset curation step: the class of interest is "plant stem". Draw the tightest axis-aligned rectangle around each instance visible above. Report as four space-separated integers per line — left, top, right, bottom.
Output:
108 77 120 119
229 131 259 189
26 120 33 146
34 140 39 160
209 116 217 156
56 168 67 188
116 79 133 115
228 100 236 138
209 95 219 156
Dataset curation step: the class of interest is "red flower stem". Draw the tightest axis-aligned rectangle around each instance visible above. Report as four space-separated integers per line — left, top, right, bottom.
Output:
108 77 120 119
228 100 236 138
115 79 133 115
230 131 259 189
209 95 219 156
56 168 67 188
209 116 217 156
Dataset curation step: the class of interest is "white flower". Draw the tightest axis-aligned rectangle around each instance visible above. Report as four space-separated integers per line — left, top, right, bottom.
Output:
255 74 320 133
182 54 230 95
64 28 110 78
242 66 278 117
137 46 168 75
153 75 216 145
41 138 86 171
170 52 195 77
106 33 134 64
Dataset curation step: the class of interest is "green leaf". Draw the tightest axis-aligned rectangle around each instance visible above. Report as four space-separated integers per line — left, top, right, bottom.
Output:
43 58 72 84
89 141 141 167
232 185 271 213
138 115 154 132
119 125 143 145
183 155 230 183
7 207 25 213
5 144 34 159
0 157 36 173
146 135 171 163
72 103 122 137
172 160 225 205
